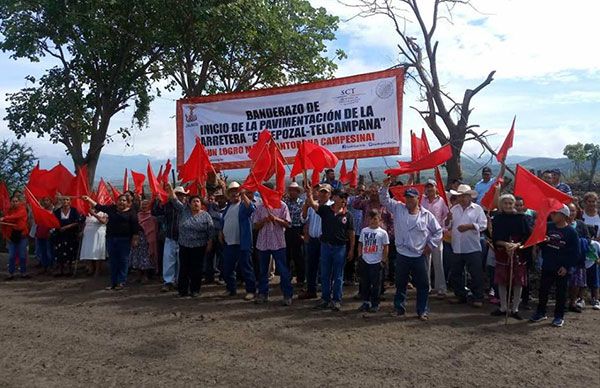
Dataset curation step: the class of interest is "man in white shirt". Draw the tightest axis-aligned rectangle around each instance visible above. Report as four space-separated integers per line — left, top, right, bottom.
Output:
446 184 488 307
380 181 443 320
421 179 449 297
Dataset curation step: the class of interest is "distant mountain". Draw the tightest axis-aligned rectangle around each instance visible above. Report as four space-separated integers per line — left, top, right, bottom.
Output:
37 153 575 186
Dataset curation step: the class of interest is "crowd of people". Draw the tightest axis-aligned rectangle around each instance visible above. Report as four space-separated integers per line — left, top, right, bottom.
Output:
1 167 599 328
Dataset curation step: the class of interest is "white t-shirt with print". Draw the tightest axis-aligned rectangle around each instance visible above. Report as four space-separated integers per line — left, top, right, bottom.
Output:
359 226 390 264
583 212 600 238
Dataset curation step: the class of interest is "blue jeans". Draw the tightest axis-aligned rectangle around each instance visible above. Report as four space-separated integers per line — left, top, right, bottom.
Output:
107 237 131 287
395 254 429 315
320 243 346 303
258 248 293 298
223 244 256 294
162 237 179 285
35 238 53 269
8 238 28 275
305 237 321 294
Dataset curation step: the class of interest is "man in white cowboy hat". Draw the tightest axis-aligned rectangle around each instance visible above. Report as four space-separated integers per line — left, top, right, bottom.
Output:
284 182 306 287
152 185 189 292
446 184 487 307
220 181 257 300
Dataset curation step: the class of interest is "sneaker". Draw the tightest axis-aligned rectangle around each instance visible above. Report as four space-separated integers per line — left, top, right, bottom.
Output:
552 317 564 327
369 305 380 313
488 288 495 298
254 295 268 304
490 308 505 316
575 298 585 309
331 302 342 312
244 293 255 301
529 312 548 322
281 297 292 306
510 311 524 321
298 291 318 300
418 313 429 321
313 300 330 310
568 305 582 313
591 300 600 310
357 303 370 312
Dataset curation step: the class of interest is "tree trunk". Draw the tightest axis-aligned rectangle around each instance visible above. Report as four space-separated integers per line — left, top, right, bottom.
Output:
445 151 462 185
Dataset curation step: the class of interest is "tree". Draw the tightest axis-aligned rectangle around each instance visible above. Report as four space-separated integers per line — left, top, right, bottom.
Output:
161 0 344 97
0 0 167 184
0 140 37 194
343 0 495 181
563 142 600 190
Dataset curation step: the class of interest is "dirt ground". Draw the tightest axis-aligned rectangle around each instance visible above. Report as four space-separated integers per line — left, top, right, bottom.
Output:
1 259 599 387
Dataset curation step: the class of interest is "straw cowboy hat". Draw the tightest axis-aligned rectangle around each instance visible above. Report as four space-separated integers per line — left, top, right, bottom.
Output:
288 182 303 192
227 181 241 191
449 184 477 198
173 186 189 195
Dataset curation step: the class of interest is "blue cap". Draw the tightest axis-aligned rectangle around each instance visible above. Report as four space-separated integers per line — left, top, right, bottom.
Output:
404 188 420 198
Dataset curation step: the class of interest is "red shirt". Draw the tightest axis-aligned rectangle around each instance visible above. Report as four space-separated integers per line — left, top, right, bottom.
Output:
1 205 29 239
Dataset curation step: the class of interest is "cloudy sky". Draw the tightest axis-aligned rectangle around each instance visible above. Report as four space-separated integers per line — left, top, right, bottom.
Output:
1 0 599 163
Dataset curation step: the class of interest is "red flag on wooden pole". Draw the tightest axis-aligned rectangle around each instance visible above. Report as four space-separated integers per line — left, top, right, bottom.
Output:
496 116 516 163
130 170 146 195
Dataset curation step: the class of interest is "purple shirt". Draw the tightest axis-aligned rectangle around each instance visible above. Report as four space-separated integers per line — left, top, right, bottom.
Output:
421 195 449 226
253 202 291 251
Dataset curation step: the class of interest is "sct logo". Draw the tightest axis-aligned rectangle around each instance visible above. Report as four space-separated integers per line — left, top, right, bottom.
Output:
341 88 356 96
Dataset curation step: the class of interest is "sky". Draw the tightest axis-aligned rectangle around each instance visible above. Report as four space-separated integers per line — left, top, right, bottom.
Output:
1 0 599 165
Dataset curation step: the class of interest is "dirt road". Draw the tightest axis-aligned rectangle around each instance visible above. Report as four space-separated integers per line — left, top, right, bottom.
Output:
1 271 599 387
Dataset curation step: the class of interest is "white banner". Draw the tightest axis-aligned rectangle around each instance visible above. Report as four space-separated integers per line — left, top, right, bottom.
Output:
177 68 404 169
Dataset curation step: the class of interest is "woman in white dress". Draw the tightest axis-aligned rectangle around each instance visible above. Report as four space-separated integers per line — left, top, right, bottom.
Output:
79 209 108 276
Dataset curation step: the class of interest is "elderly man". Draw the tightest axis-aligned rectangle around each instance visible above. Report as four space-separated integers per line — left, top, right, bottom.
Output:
421 179 449 297
284 182 305 287
220 182 257 300
474 167 494 204
446 184 487 307
380 180 443 320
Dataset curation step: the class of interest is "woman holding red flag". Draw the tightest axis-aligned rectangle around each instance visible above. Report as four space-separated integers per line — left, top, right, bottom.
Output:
1 194 30 279
129 198 159 283
490 194 532 320
52 196 83 276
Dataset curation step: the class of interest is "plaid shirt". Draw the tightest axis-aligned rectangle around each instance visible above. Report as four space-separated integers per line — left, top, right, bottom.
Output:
253 202 291 251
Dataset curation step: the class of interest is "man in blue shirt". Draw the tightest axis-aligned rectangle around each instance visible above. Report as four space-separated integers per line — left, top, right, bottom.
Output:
474 167 494 204
322 169 342 191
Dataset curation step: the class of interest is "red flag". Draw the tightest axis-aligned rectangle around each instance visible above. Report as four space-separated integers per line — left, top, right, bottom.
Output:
496 116 515 162
0 181 10 214
123 168 129 192
147 162 168 204
130 170 146 195
480 177 503 210
347 159 359 188
161 159 172 184
179 138 214 186
411 131 429 161
387 144 453 176
434 167 448 205
47 163 74 196
27 164 53 199
339 160 349 184
25 187 60 229
96 179 113 205
107 182 121 203
522 198 564 248
68 165 91 215
389 184 426 201
242 173 281 209
156 165 164 184
311 170 321 187
290 140 338 180
420 128 431 154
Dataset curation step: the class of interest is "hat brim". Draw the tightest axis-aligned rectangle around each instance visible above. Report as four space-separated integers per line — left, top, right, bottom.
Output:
288 186 303 192
449 189 477 198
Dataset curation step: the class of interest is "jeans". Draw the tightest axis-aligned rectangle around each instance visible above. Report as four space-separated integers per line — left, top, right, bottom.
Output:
395 254 429 315
537 269 568 319
450 251 484 301
162 238 179 285
178 245 206 296
285 227 305 284
305 237 321 294
8 238 28 275
35 238 53 269
442 241 453 283
223 244 256 294
426 243 446 293
107 237 131 287
258 248 293 298
320 243 346 303
359 259 382 307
